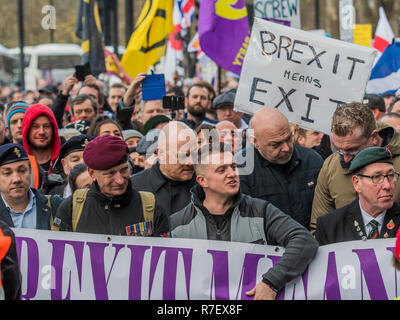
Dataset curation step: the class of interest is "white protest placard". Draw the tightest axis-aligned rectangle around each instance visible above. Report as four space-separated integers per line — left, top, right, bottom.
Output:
254 0 301 29
234 18 377 135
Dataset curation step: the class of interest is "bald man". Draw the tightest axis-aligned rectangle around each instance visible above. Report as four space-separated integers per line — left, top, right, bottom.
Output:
216 120 241 154
131 121 198 216
237 107 323 229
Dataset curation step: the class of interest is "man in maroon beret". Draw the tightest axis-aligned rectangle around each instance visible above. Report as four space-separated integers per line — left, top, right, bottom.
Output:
53 135 168 236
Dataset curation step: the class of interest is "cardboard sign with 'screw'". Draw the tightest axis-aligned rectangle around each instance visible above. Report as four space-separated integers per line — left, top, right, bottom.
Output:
234 18 377 135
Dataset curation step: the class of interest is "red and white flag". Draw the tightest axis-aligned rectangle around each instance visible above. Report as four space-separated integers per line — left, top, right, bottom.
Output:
164 0 194 85
372 7 394 53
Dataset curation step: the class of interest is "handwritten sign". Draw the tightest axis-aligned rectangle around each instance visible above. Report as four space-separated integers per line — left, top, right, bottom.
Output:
234 18 377 135
254 0 301 29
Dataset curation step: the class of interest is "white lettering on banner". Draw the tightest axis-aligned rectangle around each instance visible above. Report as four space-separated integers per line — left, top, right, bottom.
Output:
234 18 377 135
13 229 400 300
254 0 301 29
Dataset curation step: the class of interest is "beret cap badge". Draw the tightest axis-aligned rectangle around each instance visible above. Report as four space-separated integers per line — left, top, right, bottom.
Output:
14 147 21 158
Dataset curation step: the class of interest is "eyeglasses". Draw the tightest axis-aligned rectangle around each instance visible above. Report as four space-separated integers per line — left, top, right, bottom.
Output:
357 172 400 185
333 138 370 157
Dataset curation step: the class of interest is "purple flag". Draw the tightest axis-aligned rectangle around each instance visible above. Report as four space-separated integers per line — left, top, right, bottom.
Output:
198 0 249 76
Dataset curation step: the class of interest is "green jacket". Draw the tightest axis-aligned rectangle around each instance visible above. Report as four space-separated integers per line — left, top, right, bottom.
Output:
310 122 400 233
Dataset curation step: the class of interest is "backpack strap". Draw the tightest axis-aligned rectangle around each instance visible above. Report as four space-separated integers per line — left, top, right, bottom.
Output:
72 188 90 232
139 191 155 222
44 194 57 230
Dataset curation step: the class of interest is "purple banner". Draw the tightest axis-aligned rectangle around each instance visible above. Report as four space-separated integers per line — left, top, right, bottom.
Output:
198 0 250 76
12 229 400 300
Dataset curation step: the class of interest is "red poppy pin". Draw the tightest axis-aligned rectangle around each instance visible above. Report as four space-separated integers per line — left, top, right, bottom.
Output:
384 232 389 238
387 219 395 230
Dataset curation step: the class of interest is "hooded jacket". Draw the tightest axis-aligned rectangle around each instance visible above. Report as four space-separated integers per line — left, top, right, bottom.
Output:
310 122 400 233
22 104 61 175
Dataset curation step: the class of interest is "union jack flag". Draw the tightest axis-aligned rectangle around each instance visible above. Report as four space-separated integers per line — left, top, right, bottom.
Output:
177 0 194 29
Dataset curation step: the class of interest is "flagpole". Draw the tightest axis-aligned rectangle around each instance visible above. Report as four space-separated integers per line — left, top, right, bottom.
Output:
112 0 119 58
18 0 25 90
49 0 54 43
125 0 133 47
217 66 221 94
315 0 320 29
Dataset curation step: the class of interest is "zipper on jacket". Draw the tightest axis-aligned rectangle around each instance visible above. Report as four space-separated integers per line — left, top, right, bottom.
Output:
216 228 221 240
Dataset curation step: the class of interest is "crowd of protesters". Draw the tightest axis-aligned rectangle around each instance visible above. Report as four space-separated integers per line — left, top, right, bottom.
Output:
0 69 400 300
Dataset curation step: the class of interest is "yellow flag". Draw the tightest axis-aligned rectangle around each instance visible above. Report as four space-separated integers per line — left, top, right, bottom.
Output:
121 0 173 79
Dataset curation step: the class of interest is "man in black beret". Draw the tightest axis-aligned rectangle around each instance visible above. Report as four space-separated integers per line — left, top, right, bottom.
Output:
47 134 94 197
0 144 63 230
54 135 168 236
316 147 400 245
59 134 93 176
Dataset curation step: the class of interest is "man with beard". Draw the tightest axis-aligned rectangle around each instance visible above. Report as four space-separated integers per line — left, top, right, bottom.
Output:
21 104 61 190
132 121 198 216
311 102 400 234
238 107 323 229
181 83 218 129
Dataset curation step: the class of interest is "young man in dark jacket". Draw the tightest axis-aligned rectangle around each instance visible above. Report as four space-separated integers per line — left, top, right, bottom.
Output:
169 143 319 300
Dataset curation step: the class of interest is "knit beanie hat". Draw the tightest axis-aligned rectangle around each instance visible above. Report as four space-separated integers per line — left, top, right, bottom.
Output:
6 101 29 129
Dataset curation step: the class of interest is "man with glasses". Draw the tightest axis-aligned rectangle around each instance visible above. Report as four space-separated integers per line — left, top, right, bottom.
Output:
315 147 400 245
239 107 323 229
311 103 400 234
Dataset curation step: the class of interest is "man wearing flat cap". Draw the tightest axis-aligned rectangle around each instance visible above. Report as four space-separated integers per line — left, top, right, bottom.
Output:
54 135 168 236
0 144 63 230
213 89 248 130
316 147 400 245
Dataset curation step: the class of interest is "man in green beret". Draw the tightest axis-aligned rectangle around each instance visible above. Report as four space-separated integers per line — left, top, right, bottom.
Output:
315 146 400 245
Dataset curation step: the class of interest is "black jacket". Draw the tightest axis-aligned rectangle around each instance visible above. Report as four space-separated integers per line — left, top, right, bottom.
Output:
315 199 400 246
55 180 169 236
131 163 197 216
169 185 319 291
0 189 63 230
238 144 323 229
0 220 21 300
51 91 69 128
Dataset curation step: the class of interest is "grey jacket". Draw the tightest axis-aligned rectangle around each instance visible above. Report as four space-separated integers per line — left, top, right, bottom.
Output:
169 185 319 291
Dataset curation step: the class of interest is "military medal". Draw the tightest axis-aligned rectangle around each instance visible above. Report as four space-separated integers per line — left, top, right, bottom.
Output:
354 220 366 240
125 221 153 236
